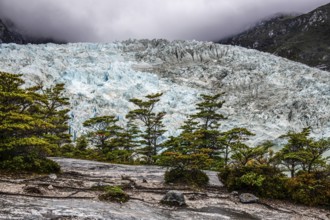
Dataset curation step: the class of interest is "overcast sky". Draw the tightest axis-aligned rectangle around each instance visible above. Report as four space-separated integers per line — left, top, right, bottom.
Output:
0 0 329 42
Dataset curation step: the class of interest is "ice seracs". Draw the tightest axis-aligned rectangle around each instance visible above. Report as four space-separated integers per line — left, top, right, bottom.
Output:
0 40 329 145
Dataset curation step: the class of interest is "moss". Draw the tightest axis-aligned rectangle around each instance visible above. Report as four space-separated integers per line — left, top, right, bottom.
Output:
165 168 209 187
98 186 129 203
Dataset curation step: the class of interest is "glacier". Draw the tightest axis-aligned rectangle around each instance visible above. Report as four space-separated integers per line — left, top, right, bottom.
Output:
0 39 329 145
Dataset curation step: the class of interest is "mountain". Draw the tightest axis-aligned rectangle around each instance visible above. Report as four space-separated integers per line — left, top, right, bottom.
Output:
0 40 329 145
0 19 25 44
0 18 66 44
219 3 330 71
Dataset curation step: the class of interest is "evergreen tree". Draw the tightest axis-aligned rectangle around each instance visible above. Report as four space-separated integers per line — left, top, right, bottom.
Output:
231 143 271 167
127 93 166 162
161 93 227 170
189 93 226 153
76 135 88 151
39 83 71 148
83 115 122 151
164 117 199 153
0 72 52 156
275 127 312 177
276 127 330 177
0 72 59 172
304 138 330 172
115 120 141 151
191 93 225 130
220 128 255 166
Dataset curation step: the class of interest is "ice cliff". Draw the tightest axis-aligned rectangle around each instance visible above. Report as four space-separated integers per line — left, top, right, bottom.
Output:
0 39 329 144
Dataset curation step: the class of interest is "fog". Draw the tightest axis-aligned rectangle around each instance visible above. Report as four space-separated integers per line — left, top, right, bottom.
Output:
0 0 328 42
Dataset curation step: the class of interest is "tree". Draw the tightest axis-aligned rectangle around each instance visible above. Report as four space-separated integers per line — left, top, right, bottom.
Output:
83 115 122 151
76 135 88 151
275 127 330 177
164 117 200 154
0 72 60 172
39 83 71 149
220 128 255 167
190 93 226 152
231 143 271 167
0 72 52 156
161 93 227 171
191 93 226 130
127 93 166 162
304 138 330 172
115 120 141 151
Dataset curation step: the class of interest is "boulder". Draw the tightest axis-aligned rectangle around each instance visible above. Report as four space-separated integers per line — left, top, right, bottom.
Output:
161 190 186 206
239 193 259 203
48 173 57 180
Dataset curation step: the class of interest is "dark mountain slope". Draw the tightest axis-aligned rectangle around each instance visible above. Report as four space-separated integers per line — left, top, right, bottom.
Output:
219 3 330 71
0 18 66 44
0 19 25 44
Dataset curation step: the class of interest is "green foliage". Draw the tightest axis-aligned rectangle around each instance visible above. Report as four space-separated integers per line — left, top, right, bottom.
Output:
230 142 271 167
275 127 330 177
220 128 256 167
98 186 129 203
239 172 265 187
164 168 209 187
0 71 65 173
285 172 330 206
219 165 288 199
39 83 71 150
114 120 141 151
76 136 88 151
106 150 132 163
0 155 60 173
157 150 213 170
127 93 166 163
83 115 122 151
191 93 225 130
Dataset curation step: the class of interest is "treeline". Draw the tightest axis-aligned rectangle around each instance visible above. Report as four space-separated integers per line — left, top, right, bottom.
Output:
1 72 329 206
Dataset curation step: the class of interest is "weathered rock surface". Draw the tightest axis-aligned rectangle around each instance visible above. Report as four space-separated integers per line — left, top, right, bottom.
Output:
0 158 328 219
161 190 186 206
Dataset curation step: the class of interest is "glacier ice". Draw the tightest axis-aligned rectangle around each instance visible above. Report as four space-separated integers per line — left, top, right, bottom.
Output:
0 39 329 145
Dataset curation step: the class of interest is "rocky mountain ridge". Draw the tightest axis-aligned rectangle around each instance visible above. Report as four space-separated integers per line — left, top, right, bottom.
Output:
0 40 329 145
219 3 330 71
0 19 25 44
0 18 66 44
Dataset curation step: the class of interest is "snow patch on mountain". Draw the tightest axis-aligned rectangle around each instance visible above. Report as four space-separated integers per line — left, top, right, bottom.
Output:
0 40 329 144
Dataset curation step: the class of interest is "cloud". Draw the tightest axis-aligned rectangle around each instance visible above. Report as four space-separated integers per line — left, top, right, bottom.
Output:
0 0 328 42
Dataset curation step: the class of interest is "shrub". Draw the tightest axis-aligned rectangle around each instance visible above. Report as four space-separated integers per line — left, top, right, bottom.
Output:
165 167 209 187
0 156 60 173
219 165 288 199
285 172 330 206
106 150 132 163
98 186 129 203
